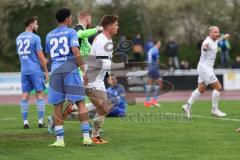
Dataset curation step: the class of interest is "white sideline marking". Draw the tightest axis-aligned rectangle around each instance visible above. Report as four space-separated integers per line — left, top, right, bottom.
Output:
164 112 240 122
0 117 16 121
193 115 240 122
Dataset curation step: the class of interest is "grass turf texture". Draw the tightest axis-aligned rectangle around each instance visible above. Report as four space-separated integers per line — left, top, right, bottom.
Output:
0 100 240 160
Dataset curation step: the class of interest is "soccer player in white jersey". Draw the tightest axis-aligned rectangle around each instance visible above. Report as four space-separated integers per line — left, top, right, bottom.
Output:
182 26 227 118
84 15 124 144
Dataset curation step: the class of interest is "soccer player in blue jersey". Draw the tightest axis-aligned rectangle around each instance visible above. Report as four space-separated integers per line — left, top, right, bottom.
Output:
16 16 48 129
144 40 162 108
106 74 126 117
45 8 92 147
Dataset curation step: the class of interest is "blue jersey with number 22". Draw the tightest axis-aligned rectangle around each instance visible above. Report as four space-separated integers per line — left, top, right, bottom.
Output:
16 32 43 75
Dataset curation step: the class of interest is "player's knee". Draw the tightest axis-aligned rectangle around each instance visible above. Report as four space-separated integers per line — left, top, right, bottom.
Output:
22 93 30 100
217 84 222 92
197 88 205 94
98 102 112 116
214 82 222 92
216 87 222 92
36 91 44 99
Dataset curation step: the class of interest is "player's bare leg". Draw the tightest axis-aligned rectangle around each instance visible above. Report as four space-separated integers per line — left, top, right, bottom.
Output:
20 92 30 128
209 81 226 117
91 100 111 144
48 102 73 134
182 83 206 118
86 89 111 144
63 102 74 119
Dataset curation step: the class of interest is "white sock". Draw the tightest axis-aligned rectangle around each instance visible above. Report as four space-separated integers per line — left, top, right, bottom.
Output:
187 89 202 108
72 104 78 110
24 120 28 125
86 103 96 112
92 113 105 138
55 125 64 141
38 118 43 124
83 133 90 139
212 90 221 109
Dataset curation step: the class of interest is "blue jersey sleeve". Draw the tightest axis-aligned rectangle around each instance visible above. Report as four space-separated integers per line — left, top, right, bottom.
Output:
117 85 126 96
45 36 50 55
147 49 153 63
35 35 42 53
154 49 159 59
69 30 80 47
107 88 119 106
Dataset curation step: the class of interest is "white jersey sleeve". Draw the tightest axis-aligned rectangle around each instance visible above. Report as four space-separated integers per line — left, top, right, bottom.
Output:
198 36 218 68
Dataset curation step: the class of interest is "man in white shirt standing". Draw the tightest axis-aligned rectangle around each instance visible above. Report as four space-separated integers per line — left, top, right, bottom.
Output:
85 15 122 144
182 26 227 118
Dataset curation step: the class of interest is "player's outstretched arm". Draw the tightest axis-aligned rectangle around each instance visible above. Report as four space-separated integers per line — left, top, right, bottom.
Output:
203 43 209 51
37 51 49 81
77 26 103 38
77 28 97 38
101 59 126 70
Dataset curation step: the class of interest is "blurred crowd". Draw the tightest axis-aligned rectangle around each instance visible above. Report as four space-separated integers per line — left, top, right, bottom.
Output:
118 33 240 70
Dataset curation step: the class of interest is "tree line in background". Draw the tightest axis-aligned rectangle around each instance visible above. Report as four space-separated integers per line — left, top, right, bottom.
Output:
0 0 240 71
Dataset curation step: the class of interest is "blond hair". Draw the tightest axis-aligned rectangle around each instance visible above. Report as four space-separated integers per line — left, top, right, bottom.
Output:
209 26 219 34
78 11 91 19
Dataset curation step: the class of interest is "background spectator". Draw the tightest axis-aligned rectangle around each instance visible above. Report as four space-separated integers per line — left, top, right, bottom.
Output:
166 37 180 69
232 55 240 69
218 33 231 68
180 60 190 70
107 74 127 117
144 38 154 53
132 33 144 62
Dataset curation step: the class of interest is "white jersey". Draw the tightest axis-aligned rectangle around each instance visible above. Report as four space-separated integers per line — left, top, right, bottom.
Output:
198 36 218 69
85 33 113 91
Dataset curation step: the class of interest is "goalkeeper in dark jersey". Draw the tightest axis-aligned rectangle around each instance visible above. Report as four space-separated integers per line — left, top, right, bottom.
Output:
75 11 103 58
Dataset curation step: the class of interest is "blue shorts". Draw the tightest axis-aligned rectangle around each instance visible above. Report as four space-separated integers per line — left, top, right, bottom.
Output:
107 107 126 117
21 72 45 93
48 71 85 104
148 68 160 80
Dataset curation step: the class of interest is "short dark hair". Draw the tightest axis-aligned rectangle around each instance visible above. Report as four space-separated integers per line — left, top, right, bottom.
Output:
56 8 71 23
107 74 116 79
153 40 161 45
101 15 118 29
24 16 38 27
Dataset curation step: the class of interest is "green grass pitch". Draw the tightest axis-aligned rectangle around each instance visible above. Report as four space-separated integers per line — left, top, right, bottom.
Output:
0 100 240 160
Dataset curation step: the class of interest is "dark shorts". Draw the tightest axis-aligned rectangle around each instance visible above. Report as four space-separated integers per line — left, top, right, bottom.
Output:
148 68 160 80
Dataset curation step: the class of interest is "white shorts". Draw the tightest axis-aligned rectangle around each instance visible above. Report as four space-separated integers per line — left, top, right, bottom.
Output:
197 65 218 85
86 81 106 91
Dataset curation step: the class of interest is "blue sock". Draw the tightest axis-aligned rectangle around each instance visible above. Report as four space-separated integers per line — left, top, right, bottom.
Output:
36 99 45 122
145 85 153 101
81 123 90 138
55 125 64 141
153 85 160 100
20 100 29 122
